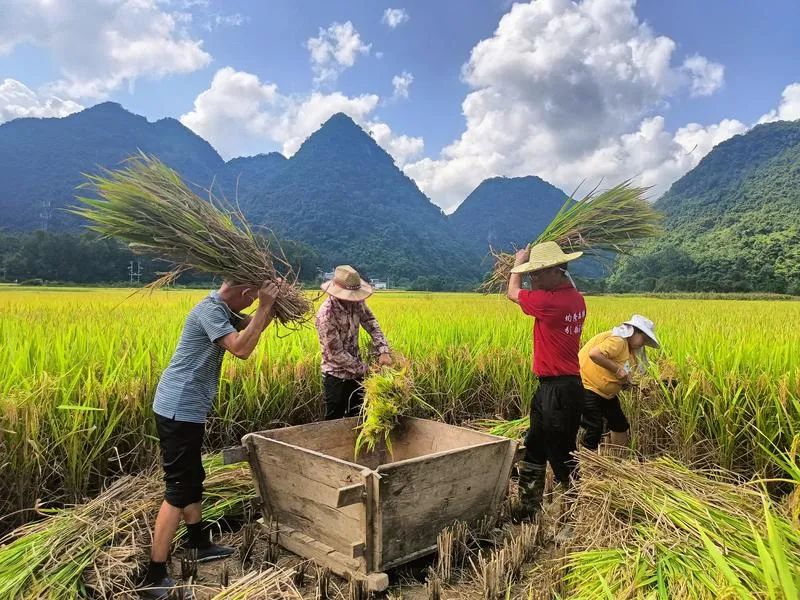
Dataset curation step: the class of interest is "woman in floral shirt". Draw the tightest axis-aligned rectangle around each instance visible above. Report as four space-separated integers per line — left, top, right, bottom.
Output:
315 265 392 419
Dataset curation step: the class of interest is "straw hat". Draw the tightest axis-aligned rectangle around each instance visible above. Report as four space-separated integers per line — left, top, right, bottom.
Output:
624 314 660 348
321 265 373 302
510 241 583 274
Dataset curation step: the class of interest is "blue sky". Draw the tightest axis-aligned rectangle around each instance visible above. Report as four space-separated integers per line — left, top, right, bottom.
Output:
1 0 798 211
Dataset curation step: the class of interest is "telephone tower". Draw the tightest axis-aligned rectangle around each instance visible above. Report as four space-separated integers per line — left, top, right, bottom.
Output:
128 260 143 285
39 200 52 231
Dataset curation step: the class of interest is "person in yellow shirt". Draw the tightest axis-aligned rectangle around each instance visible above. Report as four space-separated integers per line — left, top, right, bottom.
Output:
579 314 659 450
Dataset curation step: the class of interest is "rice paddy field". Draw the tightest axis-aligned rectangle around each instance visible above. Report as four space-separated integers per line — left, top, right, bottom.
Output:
1 286 799 598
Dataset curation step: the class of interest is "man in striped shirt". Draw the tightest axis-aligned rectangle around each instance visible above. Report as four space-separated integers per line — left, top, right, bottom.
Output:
142 280 279 599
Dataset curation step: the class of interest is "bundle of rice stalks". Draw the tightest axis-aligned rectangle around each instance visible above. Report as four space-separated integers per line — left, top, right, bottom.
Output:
354 361 429 458
473 416 528 441
72 153 312 325
209 567 302 600
564 449 800 598
482 181 662 291
0 455 253 599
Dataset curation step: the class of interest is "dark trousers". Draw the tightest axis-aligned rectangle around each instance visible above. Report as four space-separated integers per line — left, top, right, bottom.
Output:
523 375 583 486
581 389 630 450
323 374 364 420
154 413 206 508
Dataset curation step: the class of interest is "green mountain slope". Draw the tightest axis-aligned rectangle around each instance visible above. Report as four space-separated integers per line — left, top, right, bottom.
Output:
610 120 800 293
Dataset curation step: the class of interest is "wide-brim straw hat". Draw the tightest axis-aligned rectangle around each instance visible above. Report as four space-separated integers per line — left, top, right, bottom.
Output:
321 265 373 301
624 314 660 348
510 241 584 274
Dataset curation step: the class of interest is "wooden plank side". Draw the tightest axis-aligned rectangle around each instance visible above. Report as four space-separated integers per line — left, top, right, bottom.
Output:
267 486 363 554
363 469 380 573
244 434 367 557
255 418 359 447
222 445 248 465
377 440 512 566
250 419 388 467
489 440 519 516
265 522 363 572
336 483 366 508
401 417 508 450
243 433 363 488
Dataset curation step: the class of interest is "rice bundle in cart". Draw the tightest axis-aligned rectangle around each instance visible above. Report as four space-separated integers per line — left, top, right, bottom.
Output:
223 417 519 591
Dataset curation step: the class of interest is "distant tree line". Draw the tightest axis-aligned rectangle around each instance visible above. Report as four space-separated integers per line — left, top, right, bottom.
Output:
606 245 799 295
0 231 324 286
4 232 795 294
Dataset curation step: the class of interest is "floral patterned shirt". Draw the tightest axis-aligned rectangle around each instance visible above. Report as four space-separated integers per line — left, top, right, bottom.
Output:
315 297 390 380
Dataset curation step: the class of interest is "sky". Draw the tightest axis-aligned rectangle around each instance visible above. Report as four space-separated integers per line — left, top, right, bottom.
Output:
1 0 799 213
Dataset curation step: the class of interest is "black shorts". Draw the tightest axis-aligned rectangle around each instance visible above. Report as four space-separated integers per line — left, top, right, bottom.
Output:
154 413 206 508
581 389 630 450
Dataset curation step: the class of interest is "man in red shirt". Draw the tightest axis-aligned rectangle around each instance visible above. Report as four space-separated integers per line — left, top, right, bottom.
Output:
507 241 586 519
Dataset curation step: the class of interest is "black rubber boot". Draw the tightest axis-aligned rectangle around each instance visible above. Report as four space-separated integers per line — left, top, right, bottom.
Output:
554 481 578 547
516 461 546 521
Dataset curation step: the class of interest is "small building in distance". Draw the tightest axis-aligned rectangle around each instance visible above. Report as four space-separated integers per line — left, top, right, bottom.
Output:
319 270 388 290
370 279 387 290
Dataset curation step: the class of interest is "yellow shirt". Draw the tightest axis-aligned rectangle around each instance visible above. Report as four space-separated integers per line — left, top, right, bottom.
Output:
579 331 631 399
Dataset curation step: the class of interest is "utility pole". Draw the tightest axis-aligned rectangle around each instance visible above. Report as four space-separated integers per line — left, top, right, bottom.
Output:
39 200 52 231
128 260 142 285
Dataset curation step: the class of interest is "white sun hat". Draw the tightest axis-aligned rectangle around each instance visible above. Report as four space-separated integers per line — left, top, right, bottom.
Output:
616 314 660 348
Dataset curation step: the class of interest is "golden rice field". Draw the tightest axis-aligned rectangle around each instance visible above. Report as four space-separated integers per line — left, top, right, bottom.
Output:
1 287 798 521
2 287 800 598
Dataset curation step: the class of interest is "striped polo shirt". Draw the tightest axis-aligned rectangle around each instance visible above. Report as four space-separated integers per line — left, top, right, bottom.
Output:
153 291 243 423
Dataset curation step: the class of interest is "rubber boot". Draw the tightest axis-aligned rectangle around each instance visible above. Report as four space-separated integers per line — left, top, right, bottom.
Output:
516 461 546 521
554 482 577 547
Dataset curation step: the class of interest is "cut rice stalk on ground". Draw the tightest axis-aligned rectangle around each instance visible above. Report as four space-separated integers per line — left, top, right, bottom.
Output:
72 153 313 326
562 449 800 598
208 567 302 599
0 455 253 600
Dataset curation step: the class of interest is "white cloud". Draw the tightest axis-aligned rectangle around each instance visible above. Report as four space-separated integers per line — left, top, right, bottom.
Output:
682 55 725 97
403 0 733 211
367 121 424 166
180 67 422 167
391 71 414 100
758 83 800 124
545 116 748 197
307 21 371 85
0 79 84 123
382 8 410 29
206 12 248 30
0 0 211 100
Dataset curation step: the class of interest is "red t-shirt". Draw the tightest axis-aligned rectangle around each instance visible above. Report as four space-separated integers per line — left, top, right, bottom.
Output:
518 285 586 377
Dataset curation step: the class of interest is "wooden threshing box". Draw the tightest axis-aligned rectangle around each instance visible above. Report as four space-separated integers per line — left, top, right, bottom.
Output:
225 417 518 591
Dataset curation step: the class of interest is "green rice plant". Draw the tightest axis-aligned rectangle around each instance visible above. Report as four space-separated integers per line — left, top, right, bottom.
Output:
71 153 312 325
1 288 799 535
483 180 662 291
473 416 528 440
354 364 427 457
